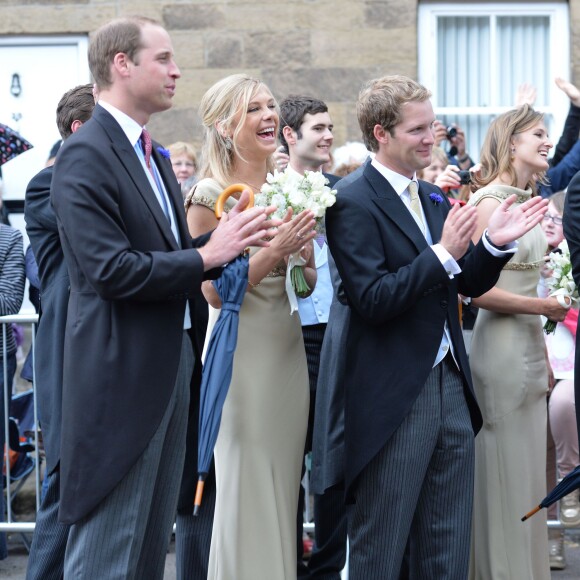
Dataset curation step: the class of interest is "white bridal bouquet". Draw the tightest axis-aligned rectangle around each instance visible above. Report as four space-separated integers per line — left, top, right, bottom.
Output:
254 168 337 312
544 239 579 334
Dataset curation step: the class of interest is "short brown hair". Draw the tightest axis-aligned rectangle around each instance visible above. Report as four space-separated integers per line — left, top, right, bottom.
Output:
88 16 159 90
357 75 431 152
56 84 95 140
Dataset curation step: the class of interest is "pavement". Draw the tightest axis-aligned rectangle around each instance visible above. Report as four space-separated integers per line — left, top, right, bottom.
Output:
1 525 579 578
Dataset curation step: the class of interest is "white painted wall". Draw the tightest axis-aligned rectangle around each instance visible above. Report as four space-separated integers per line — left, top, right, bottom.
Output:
0 35 90 204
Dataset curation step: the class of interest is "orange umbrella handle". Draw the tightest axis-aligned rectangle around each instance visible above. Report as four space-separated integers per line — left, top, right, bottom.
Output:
193 477 205 517
215 184 254 219
521 505 542 522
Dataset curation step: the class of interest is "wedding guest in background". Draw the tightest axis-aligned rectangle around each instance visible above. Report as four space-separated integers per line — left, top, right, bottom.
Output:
186 73 316 580
331 140 369 177
0 219 25 560
516 78 580 198
278 94 346 579
50 18 275 578
432 119 475 169
468 105 568 580
24 82 95 580
45 140 62 168
419 146 473 204
168 140 197 197
539 191 579 570
325 74 545 580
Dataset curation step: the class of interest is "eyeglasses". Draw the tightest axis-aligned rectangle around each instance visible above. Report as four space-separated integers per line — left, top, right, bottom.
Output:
543 213 563 226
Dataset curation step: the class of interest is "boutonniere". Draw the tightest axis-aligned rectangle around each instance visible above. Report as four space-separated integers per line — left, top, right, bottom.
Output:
429 192 444 205
157 146 170 159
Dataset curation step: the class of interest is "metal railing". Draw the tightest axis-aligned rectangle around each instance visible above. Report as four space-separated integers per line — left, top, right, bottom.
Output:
1 313 39 535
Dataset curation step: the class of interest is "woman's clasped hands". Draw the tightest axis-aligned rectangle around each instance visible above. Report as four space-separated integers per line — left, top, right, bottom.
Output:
269 208 316 260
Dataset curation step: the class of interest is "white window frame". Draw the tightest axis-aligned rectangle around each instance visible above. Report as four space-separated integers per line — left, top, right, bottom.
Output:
418 2 570 145
0 34 89 75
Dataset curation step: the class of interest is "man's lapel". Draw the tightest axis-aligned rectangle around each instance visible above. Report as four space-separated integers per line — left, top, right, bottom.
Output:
95 106 180 250
418 180 446 242
363 163 428 252
151 145 192 249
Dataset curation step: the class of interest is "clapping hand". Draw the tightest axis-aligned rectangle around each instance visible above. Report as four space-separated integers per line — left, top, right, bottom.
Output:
198 190 280 270
486 194 548 247
440 203 478 260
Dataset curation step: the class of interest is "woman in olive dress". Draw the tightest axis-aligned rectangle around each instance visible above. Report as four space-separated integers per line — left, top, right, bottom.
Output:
468 105 569 579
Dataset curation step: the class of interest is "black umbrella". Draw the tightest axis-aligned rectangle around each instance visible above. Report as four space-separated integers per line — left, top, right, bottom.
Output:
0 123 33 166
522 465 580 521
194 250 249 515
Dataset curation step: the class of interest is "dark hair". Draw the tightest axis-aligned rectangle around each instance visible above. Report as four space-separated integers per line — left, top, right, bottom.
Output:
88 16 160 89
278 95 328 151
56 84 95 140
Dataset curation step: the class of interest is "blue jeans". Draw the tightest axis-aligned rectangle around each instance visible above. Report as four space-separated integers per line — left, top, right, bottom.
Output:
1 352 17 559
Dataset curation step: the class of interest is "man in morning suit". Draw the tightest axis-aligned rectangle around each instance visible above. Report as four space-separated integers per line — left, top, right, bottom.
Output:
278 95 346 579
50 17 276 579
325 75 549 579
563 171 580 437
24 83 95 580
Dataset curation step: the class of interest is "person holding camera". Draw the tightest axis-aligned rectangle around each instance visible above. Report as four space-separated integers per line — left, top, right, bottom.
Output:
433 119 475 170
419 145 473 204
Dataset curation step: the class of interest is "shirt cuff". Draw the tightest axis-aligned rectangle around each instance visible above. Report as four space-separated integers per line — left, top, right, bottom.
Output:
482 228 518 257
431 244 461 279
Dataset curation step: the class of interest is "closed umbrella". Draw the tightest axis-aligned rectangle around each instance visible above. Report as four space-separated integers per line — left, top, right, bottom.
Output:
522 465 580 521
0 123 33 166
194 251 249 515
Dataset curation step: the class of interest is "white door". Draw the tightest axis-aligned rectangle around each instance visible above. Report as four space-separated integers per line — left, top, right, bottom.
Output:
0 36 90 202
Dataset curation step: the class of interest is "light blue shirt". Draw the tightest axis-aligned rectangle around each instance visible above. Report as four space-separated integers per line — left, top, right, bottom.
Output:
298 242 333 325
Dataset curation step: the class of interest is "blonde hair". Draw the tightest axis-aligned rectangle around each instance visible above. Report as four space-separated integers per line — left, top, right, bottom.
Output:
168 141 197 167
472 105 547 195
549 190 566 216
417 146 448 180
357 75 432 152
198 74 277 187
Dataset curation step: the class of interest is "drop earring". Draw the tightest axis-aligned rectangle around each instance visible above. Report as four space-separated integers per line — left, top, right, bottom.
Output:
224 136 233 150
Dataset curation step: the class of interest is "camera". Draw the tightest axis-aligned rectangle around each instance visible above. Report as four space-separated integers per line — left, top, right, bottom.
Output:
446 126 457 140
457 170 471 185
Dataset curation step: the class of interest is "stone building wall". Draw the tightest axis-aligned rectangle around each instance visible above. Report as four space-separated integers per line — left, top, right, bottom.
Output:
0 0 419 149
2 0 577 150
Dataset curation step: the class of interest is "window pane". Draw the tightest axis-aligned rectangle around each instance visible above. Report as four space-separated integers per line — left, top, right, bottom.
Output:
437 17 490 107
497 16 550 106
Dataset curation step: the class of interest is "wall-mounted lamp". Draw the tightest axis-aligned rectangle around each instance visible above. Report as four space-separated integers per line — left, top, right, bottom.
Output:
10 73 22 98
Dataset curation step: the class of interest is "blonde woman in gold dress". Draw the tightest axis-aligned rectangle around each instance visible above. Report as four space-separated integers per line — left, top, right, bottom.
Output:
468 105 569 579
185 74 316 580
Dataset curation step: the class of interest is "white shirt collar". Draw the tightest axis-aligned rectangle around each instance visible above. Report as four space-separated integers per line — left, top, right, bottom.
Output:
98 100 145 148
370 157 417 197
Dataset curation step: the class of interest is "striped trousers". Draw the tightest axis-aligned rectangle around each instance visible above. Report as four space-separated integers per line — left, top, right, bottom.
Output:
347 355 474 580
63 333 193 580
26 469 70 579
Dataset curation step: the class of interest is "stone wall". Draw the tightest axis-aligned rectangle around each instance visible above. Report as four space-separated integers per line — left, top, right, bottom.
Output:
4 1 576 151
0 0 419 148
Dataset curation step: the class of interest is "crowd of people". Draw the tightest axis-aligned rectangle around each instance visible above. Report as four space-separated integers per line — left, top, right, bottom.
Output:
3 13 580 580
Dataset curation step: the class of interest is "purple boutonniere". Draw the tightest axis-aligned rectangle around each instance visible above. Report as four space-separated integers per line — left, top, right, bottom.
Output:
157 146 170 159
429 192 444 205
